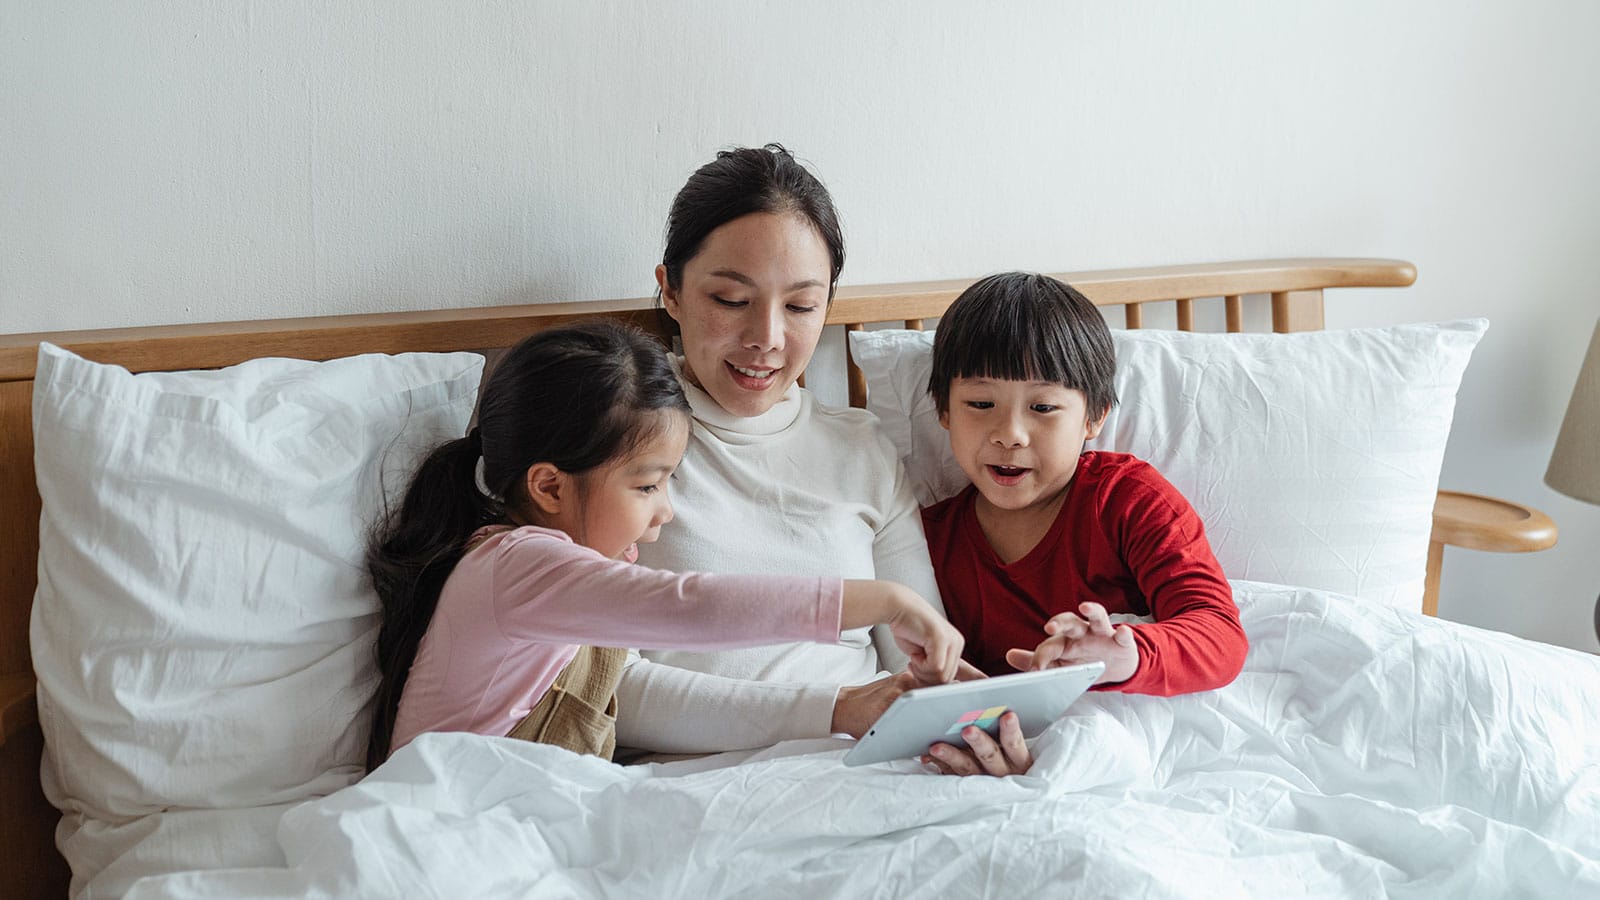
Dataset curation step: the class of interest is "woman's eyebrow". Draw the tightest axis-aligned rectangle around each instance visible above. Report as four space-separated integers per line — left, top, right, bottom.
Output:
707 269 825 293
708 269 756 287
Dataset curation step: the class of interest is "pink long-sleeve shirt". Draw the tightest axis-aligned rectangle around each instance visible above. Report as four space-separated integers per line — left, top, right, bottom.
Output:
389 526 844 754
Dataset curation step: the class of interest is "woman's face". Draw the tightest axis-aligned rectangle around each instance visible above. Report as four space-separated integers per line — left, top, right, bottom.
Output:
657 212 832 419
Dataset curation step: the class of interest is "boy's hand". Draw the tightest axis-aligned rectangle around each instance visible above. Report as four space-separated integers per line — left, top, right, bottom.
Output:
1004 601 1139 686
920 710 1032 776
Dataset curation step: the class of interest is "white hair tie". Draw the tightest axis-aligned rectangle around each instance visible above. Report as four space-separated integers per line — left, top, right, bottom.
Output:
473 456 502 502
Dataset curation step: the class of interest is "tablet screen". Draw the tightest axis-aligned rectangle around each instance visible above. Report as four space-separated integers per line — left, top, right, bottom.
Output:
842 662 1104 767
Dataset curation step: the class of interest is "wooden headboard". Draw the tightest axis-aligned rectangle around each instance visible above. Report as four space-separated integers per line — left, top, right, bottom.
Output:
0 257 1442 897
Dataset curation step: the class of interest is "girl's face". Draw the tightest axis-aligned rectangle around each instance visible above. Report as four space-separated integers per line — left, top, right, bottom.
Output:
560 413 691 562
657 212 832 419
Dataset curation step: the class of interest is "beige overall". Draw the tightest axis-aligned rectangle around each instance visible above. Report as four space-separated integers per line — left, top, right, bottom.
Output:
505 645 627 760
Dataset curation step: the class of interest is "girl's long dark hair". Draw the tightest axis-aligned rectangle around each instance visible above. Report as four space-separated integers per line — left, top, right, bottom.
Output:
364 321 689 770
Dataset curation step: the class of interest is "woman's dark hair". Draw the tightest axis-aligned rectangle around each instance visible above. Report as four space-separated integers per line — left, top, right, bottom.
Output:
928 272 1118 420
659 143 845 302
363 321 689 771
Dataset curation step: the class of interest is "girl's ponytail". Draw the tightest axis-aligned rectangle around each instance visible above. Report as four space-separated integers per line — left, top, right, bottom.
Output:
364 428 497 771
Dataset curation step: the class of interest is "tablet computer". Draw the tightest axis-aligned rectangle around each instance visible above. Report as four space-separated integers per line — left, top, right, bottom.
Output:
841 662 1105 767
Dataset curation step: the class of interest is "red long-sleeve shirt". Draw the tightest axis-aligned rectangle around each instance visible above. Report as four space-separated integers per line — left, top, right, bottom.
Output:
922 451 1246 696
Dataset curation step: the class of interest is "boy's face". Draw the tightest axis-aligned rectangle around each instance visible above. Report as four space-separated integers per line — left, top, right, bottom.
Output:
939 377 1105 515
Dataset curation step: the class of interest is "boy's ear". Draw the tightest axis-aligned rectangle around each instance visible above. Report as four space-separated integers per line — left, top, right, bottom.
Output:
938 408 950 430
656 265 681 321
1084 408 1109 441
524 462 568 516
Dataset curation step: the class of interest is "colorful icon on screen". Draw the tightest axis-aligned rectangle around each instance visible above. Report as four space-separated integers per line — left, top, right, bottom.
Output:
945 705 1009 736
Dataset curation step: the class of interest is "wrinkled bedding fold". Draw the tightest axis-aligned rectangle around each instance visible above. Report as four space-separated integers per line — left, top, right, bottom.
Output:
126 581 1600 899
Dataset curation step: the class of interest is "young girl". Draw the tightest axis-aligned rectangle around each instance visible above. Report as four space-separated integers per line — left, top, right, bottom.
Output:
364 321 963 770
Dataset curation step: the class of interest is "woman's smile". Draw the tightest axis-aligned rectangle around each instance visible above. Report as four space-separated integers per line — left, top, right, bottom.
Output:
727 361 780 389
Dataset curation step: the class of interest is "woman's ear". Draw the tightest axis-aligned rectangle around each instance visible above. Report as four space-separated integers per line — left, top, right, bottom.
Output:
523 462 568 517
656 265 682 321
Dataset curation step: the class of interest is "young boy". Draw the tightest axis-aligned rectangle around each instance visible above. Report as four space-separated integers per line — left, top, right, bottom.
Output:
921 272 1247 706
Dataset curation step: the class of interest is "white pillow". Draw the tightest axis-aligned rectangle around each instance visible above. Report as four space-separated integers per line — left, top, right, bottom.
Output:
850 320 1487 610
29 343 482 879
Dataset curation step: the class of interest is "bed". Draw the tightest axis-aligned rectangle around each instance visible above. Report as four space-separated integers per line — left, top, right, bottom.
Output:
2 257 1591 899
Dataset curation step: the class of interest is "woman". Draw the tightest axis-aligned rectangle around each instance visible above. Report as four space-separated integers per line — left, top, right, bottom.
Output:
615 145 949 754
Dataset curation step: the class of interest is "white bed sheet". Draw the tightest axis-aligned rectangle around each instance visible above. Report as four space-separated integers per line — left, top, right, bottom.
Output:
124 581 1600 899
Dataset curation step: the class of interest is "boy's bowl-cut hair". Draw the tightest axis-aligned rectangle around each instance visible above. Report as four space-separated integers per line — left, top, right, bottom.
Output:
928 272 1118 419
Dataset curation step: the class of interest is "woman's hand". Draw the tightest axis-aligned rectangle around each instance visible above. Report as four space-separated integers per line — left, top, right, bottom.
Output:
1003 601 1139 685
841 580 965 686
830 670 921 738
828 659 985 738
921 710 1032 776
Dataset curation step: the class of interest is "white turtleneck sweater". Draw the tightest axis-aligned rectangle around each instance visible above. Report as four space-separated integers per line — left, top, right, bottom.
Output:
615 359 945 754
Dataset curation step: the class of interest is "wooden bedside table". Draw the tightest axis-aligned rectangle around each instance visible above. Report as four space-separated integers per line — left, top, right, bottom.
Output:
1425 490 1560 617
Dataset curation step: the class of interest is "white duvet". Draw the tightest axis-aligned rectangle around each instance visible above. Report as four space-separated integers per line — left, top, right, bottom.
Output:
127 582 1600 899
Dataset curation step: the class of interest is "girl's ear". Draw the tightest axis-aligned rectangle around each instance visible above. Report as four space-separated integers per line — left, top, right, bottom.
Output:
523 462 568 517
656 265 682 320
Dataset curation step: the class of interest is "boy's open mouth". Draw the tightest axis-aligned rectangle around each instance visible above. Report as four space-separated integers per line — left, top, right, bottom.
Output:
987 464 1030 485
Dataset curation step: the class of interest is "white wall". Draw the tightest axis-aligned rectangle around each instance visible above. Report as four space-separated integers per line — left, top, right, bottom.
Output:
4 2 1597 651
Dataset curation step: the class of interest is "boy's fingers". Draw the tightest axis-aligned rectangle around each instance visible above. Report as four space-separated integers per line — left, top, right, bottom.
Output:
1004 647 1035 671
1031 634 1072 671
1045 613 1089 640
962 727 1010 777
1078 602 1114 636
956 660 989 681
1113 624 1137 647
1044 611 1081 630
998 712 1031 772
928 742 979 776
